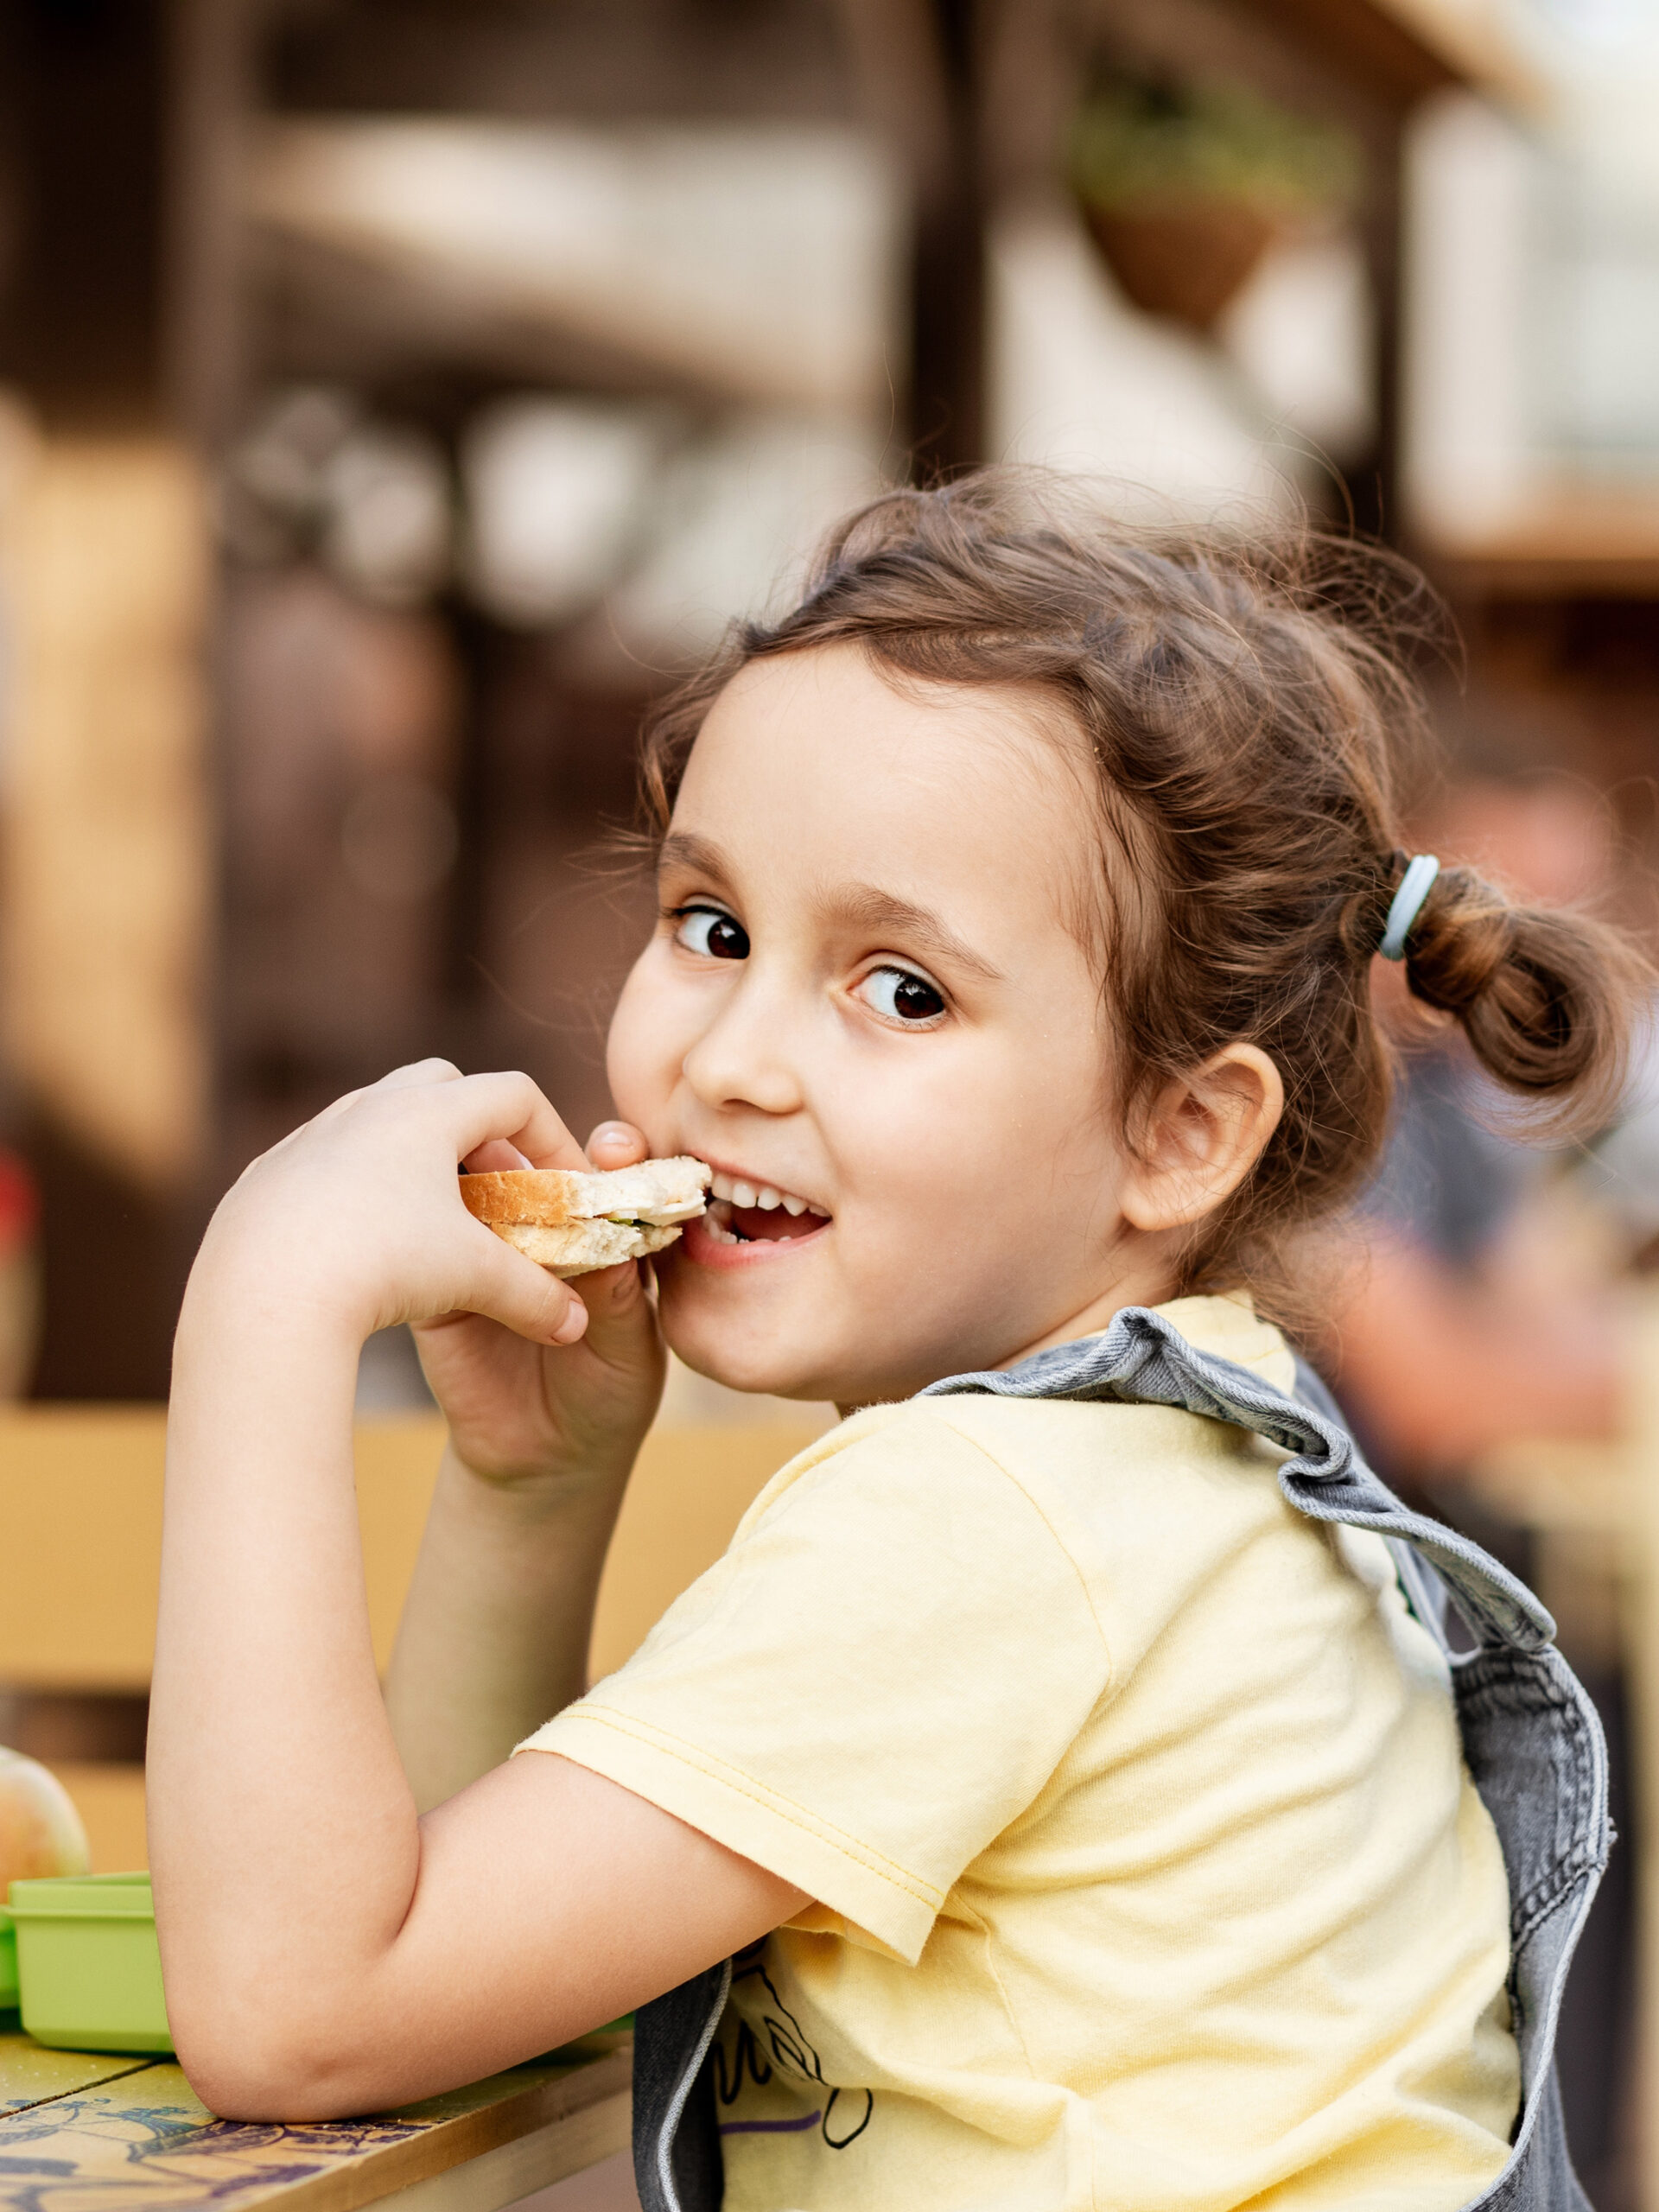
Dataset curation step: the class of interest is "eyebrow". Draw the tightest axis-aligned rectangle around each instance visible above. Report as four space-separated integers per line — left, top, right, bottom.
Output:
824 884 1005 986
658 830 732 885
658 834 1003 986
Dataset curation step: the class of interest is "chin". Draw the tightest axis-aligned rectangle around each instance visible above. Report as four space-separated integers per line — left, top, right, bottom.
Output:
661 1306 931 1408
661 1313 831 1402
658 1286 871 1406
653 1244 982 1408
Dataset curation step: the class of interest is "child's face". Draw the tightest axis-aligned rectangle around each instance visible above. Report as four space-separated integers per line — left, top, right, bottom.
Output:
607 644 1156 1404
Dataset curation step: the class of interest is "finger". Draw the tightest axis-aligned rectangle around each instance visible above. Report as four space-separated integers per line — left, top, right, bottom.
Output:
442 1073 589 1174
462 1226 589 1346
463 1139 534 1173
377 1058 464 1091
577 1257 651 1325
561 1255 662 1374
586 1122 650 1170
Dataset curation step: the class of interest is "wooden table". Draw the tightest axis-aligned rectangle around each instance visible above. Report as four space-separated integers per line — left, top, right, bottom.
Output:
0 2028 631 2212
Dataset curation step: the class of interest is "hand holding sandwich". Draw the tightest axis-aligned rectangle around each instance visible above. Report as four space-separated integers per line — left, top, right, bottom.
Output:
181 1060 671 1491
414 1115 677 1493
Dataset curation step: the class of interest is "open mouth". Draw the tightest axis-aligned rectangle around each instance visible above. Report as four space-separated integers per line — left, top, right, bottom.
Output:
701 1170 830 1248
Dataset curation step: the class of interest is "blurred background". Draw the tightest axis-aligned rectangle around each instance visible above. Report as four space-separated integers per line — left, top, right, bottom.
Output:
0 0 1655 1403
5 0 1659 2203
4 0 1652 1412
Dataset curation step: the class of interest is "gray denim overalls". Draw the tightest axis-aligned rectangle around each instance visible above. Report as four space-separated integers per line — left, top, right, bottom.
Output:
630 1306 1608 2212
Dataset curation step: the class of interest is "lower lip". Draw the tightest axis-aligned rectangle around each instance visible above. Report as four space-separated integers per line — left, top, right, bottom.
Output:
678 1210 831 1271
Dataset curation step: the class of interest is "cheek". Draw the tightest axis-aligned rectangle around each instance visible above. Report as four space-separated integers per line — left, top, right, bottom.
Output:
918 1021 1103 1154
880 1029 1121 1236
606 956 683 1123
833 1033 1096 1229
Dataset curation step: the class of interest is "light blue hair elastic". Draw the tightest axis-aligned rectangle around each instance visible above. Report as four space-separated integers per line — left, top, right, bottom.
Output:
1378 853 1440 962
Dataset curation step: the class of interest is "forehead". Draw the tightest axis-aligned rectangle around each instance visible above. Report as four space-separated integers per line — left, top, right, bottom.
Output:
671 644 1098 919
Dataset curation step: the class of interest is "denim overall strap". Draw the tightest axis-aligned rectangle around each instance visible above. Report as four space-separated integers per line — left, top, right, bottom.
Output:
632 1960 730 2212
632 1308 1609 2212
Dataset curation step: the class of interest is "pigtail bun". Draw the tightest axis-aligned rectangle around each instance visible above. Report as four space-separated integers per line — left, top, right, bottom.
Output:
1404 861 1642 1135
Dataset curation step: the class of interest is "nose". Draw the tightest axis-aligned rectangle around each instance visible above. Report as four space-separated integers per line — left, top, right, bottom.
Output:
680 967 804 1117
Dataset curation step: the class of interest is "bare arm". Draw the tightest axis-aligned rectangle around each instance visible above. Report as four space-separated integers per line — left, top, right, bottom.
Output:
384 1445 623 1810
385 1192 664 1808
151 1066 804 2120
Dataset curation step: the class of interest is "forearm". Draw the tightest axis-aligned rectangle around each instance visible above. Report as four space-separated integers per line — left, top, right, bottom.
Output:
146 1067 680 2112
151 1272 423 2061
385 1444 631 1810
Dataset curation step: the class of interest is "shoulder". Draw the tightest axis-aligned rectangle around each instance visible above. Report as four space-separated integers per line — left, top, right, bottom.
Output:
912 1389 1288 1558
735 1395 1092 1543
715 1400 1116 1647
747 1385 1276 1572
763 1353 1287 1497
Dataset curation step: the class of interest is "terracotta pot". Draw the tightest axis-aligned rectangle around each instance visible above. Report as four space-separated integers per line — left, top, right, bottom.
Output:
1082 200 1277 332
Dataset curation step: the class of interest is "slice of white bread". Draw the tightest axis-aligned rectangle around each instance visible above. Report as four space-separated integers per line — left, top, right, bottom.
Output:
486 1217 687 1274
459 1156 710 1277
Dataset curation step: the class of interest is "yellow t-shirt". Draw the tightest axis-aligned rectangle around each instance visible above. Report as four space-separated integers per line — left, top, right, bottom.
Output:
519 1295 1518 2212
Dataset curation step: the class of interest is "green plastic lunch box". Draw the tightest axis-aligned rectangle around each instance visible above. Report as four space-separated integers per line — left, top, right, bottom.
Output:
0 1872 172 2052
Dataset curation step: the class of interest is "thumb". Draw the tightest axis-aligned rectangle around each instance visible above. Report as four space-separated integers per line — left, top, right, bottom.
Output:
461 1228 588 1347
586 1121 650 1171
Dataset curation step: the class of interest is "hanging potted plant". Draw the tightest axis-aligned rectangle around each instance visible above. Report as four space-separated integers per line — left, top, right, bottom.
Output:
1069 74 1360 333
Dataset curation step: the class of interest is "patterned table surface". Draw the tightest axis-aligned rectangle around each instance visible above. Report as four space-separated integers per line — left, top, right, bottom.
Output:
0 2029 632 2212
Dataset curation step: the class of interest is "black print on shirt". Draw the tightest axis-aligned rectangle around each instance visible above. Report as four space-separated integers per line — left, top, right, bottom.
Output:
714 1952 874 2151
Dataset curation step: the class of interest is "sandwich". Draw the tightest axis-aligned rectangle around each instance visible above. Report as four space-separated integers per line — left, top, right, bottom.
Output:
459 1156 711 1276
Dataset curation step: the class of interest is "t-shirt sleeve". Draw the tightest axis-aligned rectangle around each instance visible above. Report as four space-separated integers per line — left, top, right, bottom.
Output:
514 1409 1112 1963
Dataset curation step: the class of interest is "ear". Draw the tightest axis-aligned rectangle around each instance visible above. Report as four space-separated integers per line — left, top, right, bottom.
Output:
1119 1046 1285 1236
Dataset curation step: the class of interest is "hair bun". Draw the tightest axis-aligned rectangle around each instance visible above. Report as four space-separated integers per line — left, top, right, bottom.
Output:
1404 867 1514 1017
1403 862 1637 1131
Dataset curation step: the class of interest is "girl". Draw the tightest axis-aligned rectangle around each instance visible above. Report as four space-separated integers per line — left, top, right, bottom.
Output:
151 475 1640 2212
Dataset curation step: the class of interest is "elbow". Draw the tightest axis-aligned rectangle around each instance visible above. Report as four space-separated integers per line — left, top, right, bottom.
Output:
175 2038 338 2124
177 2058 308 2126
177 2037 374 2124
168 1986 382 2122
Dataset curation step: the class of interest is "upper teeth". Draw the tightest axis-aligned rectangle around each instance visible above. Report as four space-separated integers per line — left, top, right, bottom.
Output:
709 1170 827 1217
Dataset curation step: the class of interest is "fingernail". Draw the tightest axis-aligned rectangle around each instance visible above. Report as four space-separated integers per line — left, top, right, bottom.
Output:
590 1122 632 1150
551 1300 588 1345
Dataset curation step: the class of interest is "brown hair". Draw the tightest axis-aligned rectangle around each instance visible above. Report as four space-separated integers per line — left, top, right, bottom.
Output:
639 471 1646 1310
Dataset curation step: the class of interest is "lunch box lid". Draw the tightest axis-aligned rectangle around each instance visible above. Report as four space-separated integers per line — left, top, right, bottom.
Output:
6 1872 153 1920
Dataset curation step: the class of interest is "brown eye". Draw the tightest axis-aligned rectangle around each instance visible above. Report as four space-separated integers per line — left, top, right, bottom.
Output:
676 906 749 960
860 967 946 1023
